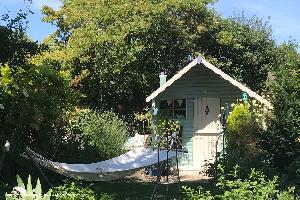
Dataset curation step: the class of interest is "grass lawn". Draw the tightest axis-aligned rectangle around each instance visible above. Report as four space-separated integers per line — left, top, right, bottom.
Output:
92 180 215 199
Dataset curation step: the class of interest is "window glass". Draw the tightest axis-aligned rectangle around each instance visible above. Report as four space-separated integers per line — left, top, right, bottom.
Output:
174 110 186 119
160 100 173 109
174 99 186 109
160 99 186 119
160 109 173 118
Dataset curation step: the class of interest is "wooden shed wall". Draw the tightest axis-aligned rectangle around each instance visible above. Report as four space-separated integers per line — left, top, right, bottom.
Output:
156 63 243 166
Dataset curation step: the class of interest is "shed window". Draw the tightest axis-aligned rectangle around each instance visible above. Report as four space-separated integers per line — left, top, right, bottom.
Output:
160 99 186 119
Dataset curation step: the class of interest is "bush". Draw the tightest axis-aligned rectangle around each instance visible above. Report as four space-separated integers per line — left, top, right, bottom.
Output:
259 66 300 187
51 182 95 200
183 165 295 200
223 102 267 177
98 193 115 200
134 108 181 148
252 43 300 189
0 64 78 185
68 109 129 160
51 181 114 200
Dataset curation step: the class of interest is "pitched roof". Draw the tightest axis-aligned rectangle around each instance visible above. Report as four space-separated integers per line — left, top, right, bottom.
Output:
146 55 272 108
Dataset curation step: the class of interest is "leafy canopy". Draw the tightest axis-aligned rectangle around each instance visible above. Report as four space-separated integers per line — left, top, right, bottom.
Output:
38 0 216 111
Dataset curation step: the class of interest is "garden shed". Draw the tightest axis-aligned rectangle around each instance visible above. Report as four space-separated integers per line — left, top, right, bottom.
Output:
146 55 272 171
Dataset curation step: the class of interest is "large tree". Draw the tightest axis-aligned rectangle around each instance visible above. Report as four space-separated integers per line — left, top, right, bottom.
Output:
0 11 41 67
0 11 78 186
196 14 278 91
37 0 217 112
39 1 281 113
258 42 300 185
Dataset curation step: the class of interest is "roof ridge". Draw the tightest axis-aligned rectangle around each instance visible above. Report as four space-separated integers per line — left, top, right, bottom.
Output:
146 55 272 108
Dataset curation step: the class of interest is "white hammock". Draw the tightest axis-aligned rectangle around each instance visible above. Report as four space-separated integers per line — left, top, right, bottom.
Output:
25 147 180 181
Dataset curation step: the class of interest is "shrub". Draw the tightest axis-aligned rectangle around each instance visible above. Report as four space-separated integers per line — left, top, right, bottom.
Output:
51 181 95 200
183 165 295 200
0 64 78 185
69 109 129 160
5 175 52 200
134 108 181 148
224 102 267 177
98 193 115 200
51 181 114 200
259 66 300 187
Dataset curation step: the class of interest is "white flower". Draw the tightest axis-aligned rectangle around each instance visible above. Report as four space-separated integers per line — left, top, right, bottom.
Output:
231 103 235 107
218 114 222 118
221 107 225 110
229 112 232 115
0 104 4 109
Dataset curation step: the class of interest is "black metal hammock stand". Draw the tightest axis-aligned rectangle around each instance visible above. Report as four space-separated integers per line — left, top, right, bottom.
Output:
150 130 185 200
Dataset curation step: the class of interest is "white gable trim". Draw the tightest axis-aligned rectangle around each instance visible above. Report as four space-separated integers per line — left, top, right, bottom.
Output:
146 58 198 103
146 56 272 108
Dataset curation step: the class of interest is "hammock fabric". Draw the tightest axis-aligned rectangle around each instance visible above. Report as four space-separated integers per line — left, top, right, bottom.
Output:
25 147 179 181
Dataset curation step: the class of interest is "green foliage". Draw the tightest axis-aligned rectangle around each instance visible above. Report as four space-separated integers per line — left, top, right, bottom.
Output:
0 7 78 187
134 109 181 136
68 109 129 160
183 186 214 200
38 0 216 112
155 116 181 137
51 181 95 200
0 64 14 86
0 11 42 67
134 109 152 134
134 108 181 148
37 0 282 116
98 193 115 200
257 42 300 186
0 63 78 185
198 13 277 91
0 63 77 148
1 0 298 197
51 181 114 200
223 102 267 177
5 175 52 200
183 165 295 200
227 103 252 135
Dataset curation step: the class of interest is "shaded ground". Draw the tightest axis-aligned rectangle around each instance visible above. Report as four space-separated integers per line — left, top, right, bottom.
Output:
125 169 212 183
92 170 215 199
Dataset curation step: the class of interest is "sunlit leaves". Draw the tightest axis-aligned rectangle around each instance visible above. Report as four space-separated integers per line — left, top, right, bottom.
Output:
40 0 215 111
